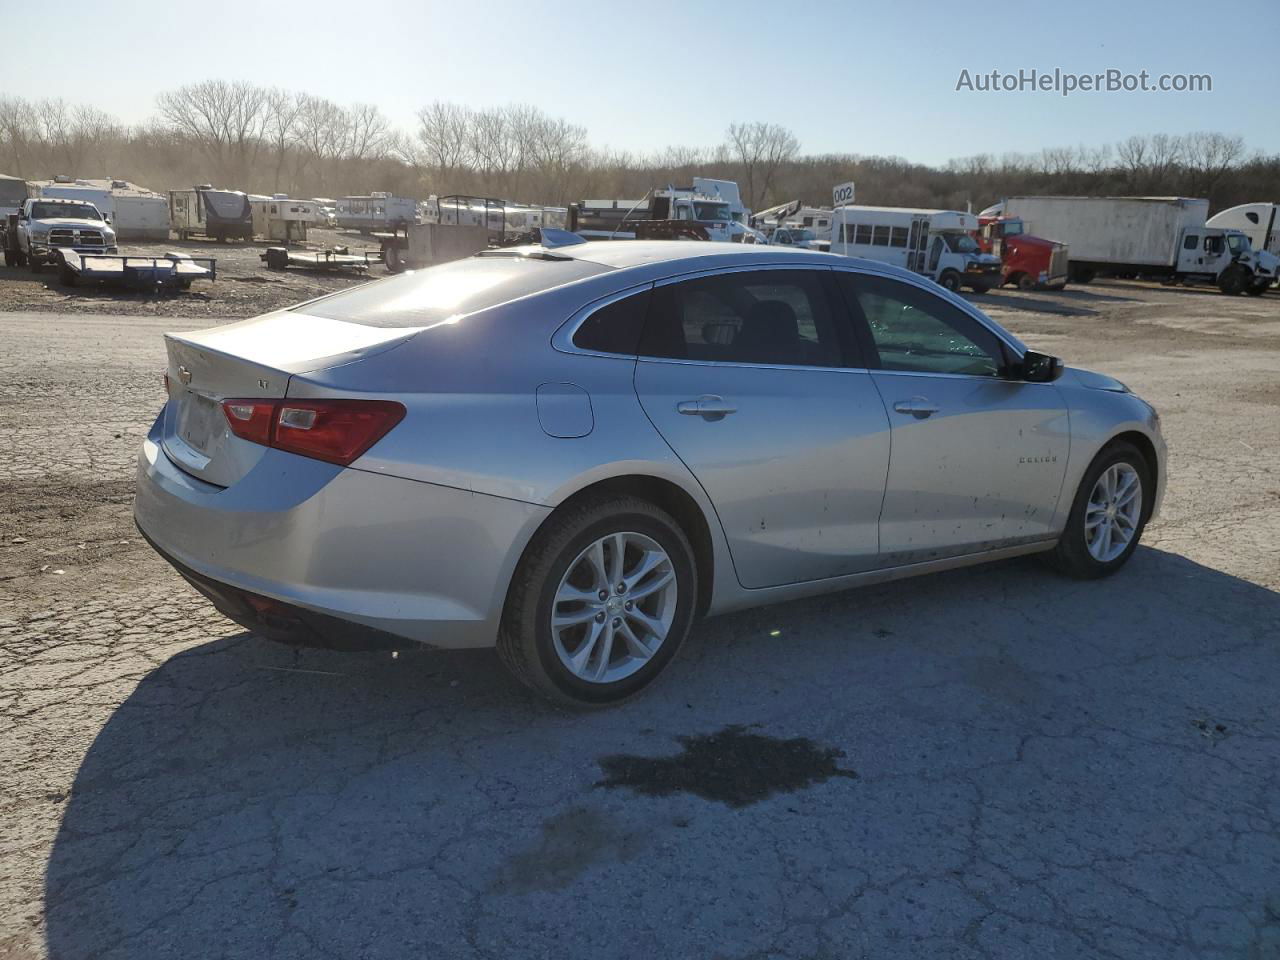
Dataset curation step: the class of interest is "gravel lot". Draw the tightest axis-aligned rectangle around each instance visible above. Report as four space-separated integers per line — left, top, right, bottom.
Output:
0 228 381 320
1 278 1278 959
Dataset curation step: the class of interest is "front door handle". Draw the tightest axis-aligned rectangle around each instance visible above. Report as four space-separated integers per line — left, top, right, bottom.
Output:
892 397 939 418
677 395 738 421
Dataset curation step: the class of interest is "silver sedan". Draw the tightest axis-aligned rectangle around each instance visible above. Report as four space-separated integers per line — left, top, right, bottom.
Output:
135 240 1166 706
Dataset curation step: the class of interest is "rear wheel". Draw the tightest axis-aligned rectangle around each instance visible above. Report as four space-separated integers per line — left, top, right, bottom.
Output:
1044 441 1150 579
498 496 697 707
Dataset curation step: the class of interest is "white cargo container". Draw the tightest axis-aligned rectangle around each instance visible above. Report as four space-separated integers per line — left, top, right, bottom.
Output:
1004 195 1276 293
1003 196 1208 280
1206 202 1280 257
829 205 1003 292
249 197 319 241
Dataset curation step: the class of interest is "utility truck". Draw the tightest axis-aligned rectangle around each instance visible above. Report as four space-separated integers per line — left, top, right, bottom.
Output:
829 205 1003 293
1003 196 1278 295
568 183 764 243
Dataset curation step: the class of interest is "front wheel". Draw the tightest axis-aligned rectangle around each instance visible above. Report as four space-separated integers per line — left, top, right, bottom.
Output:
1016 273 1036 291
1245 281 1269 297
1044 442 1150 579
1218 266 1249 296
938 270 962 292
498 496 697 707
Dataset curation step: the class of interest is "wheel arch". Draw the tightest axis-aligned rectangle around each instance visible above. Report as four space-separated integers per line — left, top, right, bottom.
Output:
1108 430 1160 521
511 473 718 619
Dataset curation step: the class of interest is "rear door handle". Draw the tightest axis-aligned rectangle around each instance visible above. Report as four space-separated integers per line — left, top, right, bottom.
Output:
677 395 738 420
892 397 939 418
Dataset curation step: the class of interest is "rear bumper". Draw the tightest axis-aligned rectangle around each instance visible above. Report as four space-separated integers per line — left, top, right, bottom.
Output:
134 416 550 649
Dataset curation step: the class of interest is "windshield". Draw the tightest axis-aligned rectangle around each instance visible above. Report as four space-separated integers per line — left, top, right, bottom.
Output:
30 201 101 221
692 201 731 222
944 233 979 254
1226 233 1250 254
1002 220 1023 236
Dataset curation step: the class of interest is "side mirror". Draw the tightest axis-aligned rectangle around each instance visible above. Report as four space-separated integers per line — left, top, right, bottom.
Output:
1019 350 1064 383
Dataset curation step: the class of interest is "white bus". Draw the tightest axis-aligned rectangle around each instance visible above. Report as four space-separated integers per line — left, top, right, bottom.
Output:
829 205 1002 293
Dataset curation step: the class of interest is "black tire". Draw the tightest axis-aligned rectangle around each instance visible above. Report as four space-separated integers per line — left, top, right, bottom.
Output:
1016 273 1036 291
1218 266 1249 296
384 243 405 274
969 282 991 294
3 249 14 267
1043 441 1151 579
938 270 961 292
1245 282 1269 297
497 495 698 708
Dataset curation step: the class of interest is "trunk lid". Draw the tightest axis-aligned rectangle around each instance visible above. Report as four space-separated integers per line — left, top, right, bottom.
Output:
161 311 421 486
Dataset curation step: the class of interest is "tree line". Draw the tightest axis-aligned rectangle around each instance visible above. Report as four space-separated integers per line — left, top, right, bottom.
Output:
1 81 1276 214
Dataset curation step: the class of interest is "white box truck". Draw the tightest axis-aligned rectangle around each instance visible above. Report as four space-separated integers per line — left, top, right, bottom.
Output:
1003 196 1277 294
828 205 1003 293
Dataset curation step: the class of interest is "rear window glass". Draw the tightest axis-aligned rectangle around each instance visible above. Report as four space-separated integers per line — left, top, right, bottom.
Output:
298 255 612 328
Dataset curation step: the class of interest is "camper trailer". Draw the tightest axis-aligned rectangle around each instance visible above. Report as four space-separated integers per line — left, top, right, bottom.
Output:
169 187 253 242
249 197 318 242
335 193 416 232
1206 203 1280 259
829 205 1003 292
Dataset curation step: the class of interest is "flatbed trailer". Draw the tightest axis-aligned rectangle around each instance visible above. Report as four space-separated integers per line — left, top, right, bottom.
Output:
261 246 382 273
55 250 216 290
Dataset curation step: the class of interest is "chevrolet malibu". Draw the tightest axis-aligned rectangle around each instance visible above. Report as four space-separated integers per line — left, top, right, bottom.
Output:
136 240 1165 706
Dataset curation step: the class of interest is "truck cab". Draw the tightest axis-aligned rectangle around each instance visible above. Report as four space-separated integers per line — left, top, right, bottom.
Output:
977 215 1070 290
653 190 764 243
1175 227 1278 295
6 197 117 271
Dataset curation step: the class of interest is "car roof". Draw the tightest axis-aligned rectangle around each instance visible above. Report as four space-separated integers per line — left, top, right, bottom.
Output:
510 239 843 270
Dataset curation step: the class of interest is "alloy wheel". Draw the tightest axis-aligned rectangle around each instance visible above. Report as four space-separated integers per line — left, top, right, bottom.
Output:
551 531 678 684
1085 462 1142 562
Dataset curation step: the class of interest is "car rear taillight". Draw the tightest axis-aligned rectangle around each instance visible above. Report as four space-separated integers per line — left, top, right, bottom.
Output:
221 398 405 466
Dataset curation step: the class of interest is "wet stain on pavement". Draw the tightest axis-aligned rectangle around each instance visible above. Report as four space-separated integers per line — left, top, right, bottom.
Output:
596 724 857 808
494 806 645 892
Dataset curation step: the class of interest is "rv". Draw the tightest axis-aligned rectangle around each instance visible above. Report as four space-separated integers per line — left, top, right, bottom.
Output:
335 193 416 232
169 187 253 242
829 205 1003 293
1206 203 1280 259
1004 196 1278 294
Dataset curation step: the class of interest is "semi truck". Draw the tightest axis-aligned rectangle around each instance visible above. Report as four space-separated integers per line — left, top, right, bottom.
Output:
975 214 1070 289
828 205 1003 293
1003 196 1278 295
1206 202 1280 259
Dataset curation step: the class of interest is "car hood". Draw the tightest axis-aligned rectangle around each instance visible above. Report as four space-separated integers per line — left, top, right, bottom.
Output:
28 217 113 230
1067 366 1130 393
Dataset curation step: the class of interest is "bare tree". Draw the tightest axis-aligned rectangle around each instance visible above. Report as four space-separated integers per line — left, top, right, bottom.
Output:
156 80 269 185
415 101 473 188
1182 131 1245 199
263 89 304 194
724 122 799 210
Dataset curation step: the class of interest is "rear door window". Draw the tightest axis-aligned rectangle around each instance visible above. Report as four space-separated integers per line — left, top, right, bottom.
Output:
638 269 851 368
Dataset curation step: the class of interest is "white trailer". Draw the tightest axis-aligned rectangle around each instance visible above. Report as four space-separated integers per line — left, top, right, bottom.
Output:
1004 195 1276 293
335 193 416 232
249 197 318 242
170 187 253 242
829 205 1003 293
1206 202 1280 258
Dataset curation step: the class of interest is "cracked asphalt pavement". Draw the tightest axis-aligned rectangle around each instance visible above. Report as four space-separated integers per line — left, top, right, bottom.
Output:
2 281 1279 959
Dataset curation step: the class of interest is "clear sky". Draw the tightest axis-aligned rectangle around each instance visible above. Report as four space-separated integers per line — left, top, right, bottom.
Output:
2 0 1274 164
